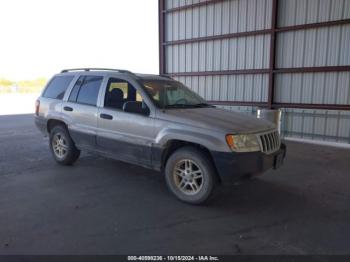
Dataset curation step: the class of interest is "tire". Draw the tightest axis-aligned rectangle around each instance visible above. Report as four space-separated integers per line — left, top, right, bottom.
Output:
49 125 80 165
165 146 216 204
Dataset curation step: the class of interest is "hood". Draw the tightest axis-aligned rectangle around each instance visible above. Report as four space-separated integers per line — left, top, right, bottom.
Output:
158 107 275 134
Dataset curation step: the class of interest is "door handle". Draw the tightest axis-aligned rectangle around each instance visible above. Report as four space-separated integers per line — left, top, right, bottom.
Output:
100 113 113 120
63 106 73 111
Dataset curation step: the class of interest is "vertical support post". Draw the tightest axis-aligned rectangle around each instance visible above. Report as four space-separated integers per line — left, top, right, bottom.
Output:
159 0 166 75
268 0 278 108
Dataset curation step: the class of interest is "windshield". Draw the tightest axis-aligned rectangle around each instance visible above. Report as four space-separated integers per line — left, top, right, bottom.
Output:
142 80 212 109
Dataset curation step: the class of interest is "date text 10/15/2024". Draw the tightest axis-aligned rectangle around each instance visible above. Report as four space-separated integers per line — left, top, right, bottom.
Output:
127 256 219 261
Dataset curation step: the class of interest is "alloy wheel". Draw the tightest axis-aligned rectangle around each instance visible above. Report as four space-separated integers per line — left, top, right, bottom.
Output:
173 159 203 195
52 133 68 159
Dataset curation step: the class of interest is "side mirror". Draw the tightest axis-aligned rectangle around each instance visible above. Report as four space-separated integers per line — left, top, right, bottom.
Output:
123 101 150 116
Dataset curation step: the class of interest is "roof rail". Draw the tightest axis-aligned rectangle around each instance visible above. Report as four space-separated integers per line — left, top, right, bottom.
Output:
60 68 134 74
160 74 173 79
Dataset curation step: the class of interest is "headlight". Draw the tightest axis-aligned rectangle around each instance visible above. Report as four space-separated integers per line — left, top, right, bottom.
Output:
225 134 260 152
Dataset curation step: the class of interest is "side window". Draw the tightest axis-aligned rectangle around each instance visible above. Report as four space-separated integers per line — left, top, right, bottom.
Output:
104 78 143 109
68 76 103 106
43 75 74 100
68 76 84 102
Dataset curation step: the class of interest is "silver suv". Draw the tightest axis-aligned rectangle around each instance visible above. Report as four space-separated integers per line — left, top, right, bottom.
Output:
35 68 286 204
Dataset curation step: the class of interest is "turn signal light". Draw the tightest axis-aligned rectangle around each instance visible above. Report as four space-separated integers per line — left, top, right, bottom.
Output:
225 135 234 148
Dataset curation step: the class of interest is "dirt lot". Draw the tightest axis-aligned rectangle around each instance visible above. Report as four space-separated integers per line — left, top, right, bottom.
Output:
0 114 349 255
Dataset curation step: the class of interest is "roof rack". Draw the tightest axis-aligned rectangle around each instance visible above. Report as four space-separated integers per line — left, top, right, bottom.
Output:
60 68 134 74
160 74 173 79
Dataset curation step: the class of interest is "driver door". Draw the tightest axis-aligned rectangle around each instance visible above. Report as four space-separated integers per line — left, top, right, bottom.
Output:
96 77 155 167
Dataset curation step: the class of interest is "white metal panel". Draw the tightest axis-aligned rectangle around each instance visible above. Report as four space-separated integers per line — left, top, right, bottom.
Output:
179 44 186 71
221 1 230 34
191 76 199 93
165 13 173 41
213 2 222 35
246 0 257 32
165 35 270 73
165 0 173 10
238 0 248 32
172 12 179 41
164 0 272 41
185 9 193 39
337 72 350 104
192 6 200 38
191 42 199 72
205 41 214 71
340 23 350 65
173 45 179 73
229 0 239 33
275 72 350 104
199 5 207 37
221 39 229 70
227 75 236 101
278 0 350 27
228 38 238 70
172 0 180 9
198 76 205 97
185 43 192 72
179 0 187 7
265 0 272 29
165 45 173 73
219 75 228 100
244 75 253 102
179 9 186 40
174 74 269 102
338 111 350 139
213 40 221 71
276 25 350 68
198 42 206 71
263 34 271 69
206 4 215 37
205 76 213 100
212 76 221 100
281 108 350 143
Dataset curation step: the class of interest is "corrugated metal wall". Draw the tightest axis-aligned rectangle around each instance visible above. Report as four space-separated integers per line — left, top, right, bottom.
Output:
166 35 271 73
161 0 350 143
276 0 350 143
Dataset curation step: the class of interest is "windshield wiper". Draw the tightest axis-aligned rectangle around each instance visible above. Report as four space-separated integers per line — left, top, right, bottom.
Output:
164 104 195 108
192 103 214 107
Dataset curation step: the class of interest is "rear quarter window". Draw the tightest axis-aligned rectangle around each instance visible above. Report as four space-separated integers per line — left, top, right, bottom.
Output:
69 76 103 106
43 75 74 99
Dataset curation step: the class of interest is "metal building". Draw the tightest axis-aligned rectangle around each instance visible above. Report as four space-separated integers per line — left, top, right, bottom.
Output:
158 0 350 144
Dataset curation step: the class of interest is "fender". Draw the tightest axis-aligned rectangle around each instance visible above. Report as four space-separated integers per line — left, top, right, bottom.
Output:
154 127 228 152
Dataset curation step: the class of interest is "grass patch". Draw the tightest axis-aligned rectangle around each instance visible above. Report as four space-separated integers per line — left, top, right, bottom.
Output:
0 78 48 94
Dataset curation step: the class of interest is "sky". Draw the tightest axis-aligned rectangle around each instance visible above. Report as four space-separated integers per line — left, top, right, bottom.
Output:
0 0 159 81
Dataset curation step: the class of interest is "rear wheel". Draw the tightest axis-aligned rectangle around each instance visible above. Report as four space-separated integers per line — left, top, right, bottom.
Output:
49 125 80 165
165 146 216 204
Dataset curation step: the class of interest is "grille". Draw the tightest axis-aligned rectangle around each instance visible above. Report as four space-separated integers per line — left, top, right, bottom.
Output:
258 130 280 154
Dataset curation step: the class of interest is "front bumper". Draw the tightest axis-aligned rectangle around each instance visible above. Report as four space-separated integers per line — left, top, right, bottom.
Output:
211 143 287 184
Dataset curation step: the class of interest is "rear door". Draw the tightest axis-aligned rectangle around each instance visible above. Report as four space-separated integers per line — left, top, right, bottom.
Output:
62 75 104 149
96 77 155 167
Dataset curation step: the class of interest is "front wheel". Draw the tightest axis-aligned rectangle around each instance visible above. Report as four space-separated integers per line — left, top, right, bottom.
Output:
165 146 216 204
49 125 80 165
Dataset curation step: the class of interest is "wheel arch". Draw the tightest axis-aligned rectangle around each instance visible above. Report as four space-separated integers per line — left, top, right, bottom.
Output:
47 119 68 133
161 139 221 183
